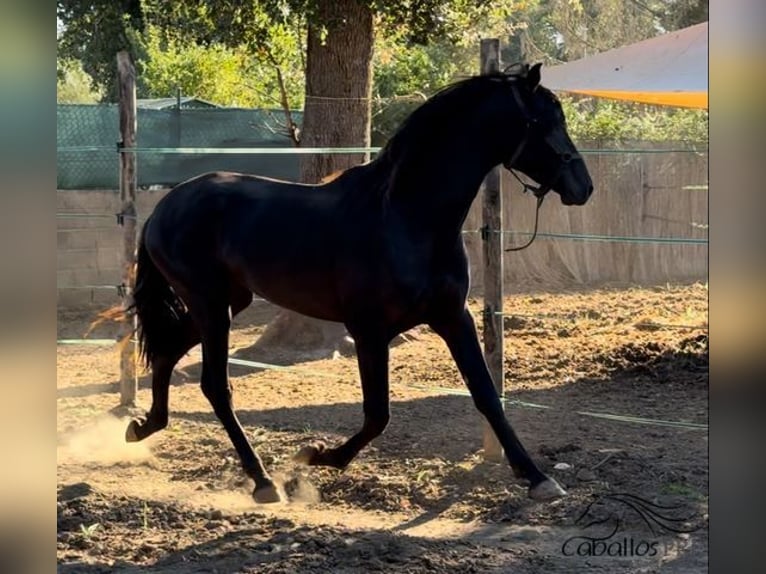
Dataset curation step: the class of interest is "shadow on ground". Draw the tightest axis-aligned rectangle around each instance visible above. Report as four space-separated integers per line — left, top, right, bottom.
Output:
56 488 707 574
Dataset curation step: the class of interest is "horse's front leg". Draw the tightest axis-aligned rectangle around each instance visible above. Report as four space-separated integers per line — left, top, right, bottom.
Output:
295 335 390 469
430 308 566 500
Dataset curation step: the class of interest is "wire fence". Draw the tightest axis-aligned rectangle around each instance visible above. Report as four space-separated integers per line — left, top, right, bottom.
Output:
56 105 305 189
57 144 708 299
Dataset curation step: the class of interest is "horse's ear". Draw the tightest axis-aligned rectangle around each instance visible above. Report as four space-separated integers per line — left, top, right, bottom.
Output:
526 63 542 92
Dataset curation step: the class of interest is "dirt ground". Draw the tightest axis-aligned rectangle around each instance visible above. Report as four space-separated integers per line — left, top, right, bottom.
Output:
57 283 708 573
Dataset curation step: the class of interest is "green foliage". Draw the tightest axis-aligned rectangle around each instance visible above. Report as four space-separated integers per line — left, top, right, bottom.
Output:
57 59 103 103
78 523 101 539
140 28 246 105
560 96 708 143
140 1 305 61
57 0 144 101
374 39 478 97
656 0 708 31
57 0 707 145
539 0 659 61
507 0 708 64
370 0 517 45
58 0 305 103
139 25 304 108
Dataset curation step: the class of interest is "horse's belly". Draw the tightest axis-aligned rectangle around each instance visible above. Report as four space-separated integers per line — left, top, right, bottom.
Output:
244 275 344 323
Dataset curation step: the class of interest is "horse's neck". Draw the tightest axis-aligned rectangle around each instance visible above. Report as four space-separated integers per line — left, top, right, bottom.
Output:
384 142 500 236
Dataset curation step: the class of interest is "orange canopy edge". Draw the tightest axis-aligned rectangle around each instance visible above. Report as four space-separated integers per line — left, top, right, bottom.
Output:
542 22 708 110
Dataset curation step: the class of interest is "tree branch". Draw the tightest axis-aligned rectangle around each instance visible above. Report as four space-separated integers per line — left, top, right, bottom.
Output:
266 52 300 146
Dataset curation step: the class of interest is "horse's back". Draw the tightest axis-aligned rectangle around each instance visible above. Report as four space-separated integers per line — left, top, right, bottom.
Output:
142 171 350 312
156 171 317 209
149 171 337 233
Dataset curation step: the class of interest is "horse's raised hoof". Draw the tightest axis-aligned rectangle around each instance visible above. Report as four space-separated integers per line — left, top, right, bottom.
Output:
125 419 142 443
528 477 567 501
253 483 282 504
293 442 327 465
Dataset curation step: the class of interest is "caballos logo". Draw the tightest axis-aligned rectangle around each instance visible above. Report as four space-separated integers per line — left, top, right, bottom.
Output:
561 492 702 558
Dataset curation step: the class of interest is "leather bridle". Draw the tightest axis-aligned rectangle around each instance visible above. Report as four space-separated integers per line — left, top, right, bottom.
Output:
502 83 582 252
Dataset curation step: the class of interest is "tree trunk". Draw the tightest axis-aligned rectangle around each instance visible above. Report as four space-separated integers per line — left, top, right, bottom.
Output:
300 0 374 181
255 0 374 357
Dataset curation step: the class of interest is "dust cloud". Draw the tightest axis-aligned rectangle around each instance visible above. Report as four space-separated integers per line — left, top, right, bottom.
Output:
57 415 156 466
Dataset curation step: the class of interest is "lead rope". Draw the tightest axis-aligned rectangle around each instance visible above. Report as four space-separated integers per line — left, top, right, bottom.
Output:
502 82 550 252
504 169 545 252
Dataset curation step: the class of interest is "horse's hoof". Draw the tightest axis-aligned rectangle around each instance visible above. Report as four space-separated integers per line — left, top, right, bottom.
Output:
125 419 141 442
528 477 567 501
253 483 282 504
293 442 326 465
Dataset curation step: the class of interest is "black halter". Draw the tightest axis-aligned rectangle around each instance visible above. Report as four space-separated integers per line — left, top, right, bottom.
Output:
502 84 580 252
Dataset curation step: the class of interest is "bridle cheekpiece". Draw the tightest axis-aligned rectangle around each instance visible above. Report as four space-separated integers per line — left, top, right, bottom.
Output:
500 74 582 251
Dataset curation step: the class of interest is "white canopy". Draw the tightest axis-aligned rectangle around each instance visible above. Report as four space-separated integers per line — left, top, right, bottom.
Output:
542 22 708 109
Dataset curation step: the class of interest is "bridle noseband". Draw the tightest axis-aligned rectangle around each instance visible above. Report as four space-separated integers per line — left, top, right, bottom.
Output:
502 83 581 252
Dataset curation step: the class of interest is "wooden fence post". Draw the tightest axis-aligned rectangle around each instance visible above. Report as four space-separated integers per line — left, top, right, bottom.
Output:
117 51 138 407
174 86 182 147
480 39 505 462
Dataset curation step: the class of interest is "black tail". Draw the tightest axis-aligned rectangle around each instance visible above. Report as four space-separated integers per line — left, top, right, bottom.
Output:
132 221 188 367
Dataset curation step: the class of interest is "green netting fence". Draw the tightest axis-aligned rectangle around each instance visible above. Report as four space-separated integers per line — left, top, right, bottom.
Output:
57 104 304 189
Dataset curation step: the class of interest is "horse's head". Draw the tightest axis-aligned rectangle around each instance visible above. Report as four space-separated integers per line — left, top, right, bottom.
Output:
501 63 594 206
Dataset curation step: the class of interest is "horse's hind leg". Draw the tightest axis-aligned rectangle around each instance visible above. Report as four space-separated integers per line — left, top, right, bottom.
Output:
295 335 390 469
430 308 566 501
126 314 199 442
126 289 253 443
187 290 280 504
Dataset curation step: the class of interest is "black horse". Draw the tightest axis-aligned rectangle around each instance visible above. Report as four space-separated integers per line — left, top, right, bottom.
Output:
125 63 593 503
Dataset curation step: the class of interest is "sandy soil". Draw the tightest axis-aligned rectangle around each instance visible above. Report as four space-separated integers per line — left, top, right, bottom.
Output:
57 283 708 573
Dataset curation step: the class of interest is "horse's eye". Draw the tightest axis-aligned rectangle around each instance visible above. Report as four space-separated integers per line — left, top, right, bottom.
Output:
561 152 573 162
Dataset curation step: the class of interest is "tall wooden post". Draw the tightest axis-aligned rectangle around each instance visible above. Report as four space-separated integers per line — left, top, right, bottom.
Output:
117 51 138 406
174 86 182 147
480 39 504 462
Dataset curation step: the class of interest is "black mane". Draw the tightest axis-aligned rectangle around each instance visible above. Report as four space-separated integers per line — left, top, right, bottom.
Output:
375 73 521 167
